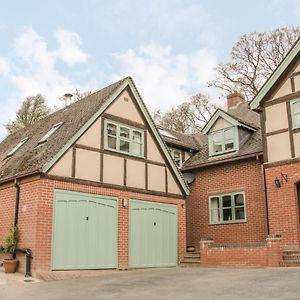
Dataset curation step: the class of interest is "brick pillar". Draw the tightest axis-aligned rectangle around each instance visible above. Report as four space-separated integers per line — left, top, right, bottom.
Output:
266 234 283 267
200 239 214 265
118 196 129 270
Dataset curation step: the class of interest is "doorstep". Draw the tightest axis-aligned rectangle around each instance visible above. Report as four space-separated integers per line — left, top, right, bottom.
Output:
0 266 42 285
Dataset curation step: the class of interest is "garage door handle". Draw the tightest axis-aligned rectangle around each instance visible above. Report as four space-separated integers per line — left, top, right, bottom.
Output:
86 216 89 221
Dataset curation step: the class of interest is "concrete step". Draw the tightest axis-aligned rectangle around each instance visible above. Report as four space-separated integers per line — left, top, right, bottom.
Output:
184 253 200 258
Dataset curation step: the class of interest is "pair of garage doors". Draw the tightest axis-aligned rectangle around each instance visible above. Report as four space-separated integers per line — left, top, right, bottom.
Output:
52 190 178 270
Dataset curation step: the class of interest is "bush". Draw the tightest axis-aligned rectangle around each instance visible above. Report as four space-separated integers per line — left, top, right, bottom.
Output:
0 225 19 258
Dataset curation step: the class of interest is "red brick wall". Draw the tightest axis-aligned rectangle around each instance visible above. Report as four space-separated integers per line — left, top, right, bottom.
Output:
200 236 282 267
0 178 186 273
186 158 267 249
265 161 300 248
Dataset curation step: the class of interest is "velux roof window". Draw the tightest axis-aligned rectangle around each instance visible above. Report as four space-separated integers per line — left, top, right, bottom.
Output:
7 137 29 157
38 122 63 144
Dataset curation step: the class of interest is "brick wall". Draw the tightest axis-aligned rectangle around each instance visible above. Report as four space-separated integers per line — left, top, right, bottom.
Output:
0 178 186 273
186 158 267 249
265 161 300 248
200 235 283 267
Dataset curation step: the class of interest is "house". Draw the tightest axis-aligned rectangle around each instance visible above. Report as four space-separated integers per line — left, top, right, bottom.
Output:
0 77 189 274
250 37 300 250
180 93 267 249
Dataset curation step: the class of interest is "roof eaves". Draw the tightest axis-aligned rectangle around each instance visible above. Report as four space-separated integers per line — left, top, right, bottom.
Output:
182 151 263 171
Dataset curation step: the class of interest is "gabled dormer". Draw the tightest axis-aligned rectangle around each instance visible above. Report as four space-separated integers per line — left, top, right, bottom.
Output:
202 93 258 158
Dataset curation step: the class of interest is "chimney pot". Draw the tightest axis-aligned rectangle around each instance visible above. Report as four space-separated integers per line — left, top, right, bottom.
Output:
227 92 245 110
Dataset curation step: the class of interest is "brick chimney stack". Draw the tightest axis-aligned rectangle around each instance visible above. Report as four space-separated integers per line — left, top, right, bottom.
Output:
227 92 245 110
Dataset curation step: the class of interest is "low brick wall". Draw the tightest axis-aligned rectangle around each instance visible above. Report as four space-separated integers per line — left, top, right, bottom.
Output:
200 235 283 267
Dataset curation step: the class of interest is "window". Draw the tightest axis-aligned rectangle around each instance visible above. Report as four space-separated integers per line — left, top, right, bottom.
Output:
209 126 237 156
169 148 182 168
7 137 29 157
38 122 63 144
209 192 246 224
291 99 300 129
104 120 144 157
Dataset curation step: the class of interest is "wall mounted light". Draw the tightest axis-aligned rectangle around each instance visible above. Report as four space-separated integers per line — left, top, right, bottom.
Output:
122 198 128 207
274 173 288 188
274 177 281 188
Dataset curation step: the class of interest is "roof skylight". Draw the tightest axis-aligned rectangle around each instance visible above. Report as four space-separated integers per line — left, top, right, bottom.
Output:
158 129 178 140
7 137 29 157
38 122 63 144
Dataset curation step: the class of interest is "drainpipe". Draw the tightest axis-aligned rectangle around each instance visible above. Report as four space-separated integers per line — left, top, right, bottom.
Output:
13 179 32 277
14 179 20 227
262 166 270 235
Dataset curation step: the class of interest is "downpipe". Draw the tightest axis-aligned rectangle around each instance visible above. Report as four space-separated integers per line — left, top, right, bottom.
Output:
13 179 33 277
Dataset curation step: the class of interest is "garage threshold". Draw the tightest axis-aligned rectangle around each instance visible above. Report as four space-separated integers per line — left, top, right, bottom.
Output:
36 267 178 282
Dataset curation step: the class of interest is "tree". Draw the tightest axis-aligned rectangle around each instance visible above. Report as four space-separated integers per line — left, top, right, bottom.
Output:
209 26 300 101
5 94 50 135
153 93 218 133
60 88 92 107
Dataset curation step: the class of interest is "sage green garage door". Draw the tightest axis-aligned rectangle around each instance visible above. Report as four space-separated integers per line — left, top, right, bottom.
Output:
52 190 118 270
129 199 178 268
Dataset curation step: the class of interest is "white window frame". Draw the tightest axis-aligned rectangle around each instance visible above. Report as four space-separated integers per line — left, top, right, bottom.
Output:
208 126 238 156
104 119 144 158
169 147 183 168
7 137 29 157
209 191 246 225
38 122 63 145
291 98 300 129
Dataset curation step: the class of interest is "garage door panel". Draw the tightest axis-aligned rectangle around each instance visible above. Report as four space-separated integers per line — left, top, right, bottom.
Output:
52 190 117 270
129 199 178 268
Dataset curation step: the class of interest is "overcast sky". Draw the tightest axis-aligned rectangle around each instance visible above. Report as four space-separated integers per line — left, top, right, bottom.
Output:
0 0 299 140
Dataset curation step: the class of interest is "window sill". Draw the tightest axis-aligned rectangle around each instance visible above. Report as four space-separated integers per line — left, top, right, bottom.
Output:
209 220 247 226
209 149 238 157
104 147 145 160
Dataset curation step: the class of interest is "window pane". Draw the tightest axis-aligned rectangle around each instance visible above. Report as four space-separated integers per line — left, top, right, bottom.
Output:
223 208 232 221
212 131 222 142
224 128 234 140
108 136 117 149
295 113 300 127
222 195 231 207
120 140 130 152
235 207 245 220
107 123 117 136
225 141 234 151
213 142 222 153
133 131 142 143
173 151 181 159
234 194 244 206
120 127 130 138
132 142 142 156
210 197 220 223
294 101 300 114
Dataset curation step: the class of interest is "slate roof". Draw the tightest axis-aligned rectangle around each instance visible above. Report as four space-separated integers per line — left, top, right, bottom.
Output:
181 102 263 170
157 126 200 151
0 77 127 182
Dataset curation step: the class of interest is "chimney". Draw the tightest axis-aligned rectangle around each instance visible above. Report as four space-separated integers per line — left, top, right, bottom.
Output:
227 92 245 110
63 93 73 106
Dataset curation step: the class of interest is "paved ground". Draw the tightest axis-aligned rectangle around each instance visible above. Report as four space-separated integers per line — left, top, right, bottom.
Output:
1 267 300 300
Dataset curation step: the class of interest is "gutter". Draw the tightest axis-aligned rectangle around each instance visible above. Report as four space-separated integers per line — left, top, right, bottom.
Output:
182 152 263 172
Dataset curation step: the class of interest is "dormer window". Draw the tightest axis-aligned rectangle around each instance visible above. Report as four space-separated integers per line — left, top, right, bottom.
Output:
7 137 29 157
38 122 63 145
209 126 237 156
169 148 182 168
